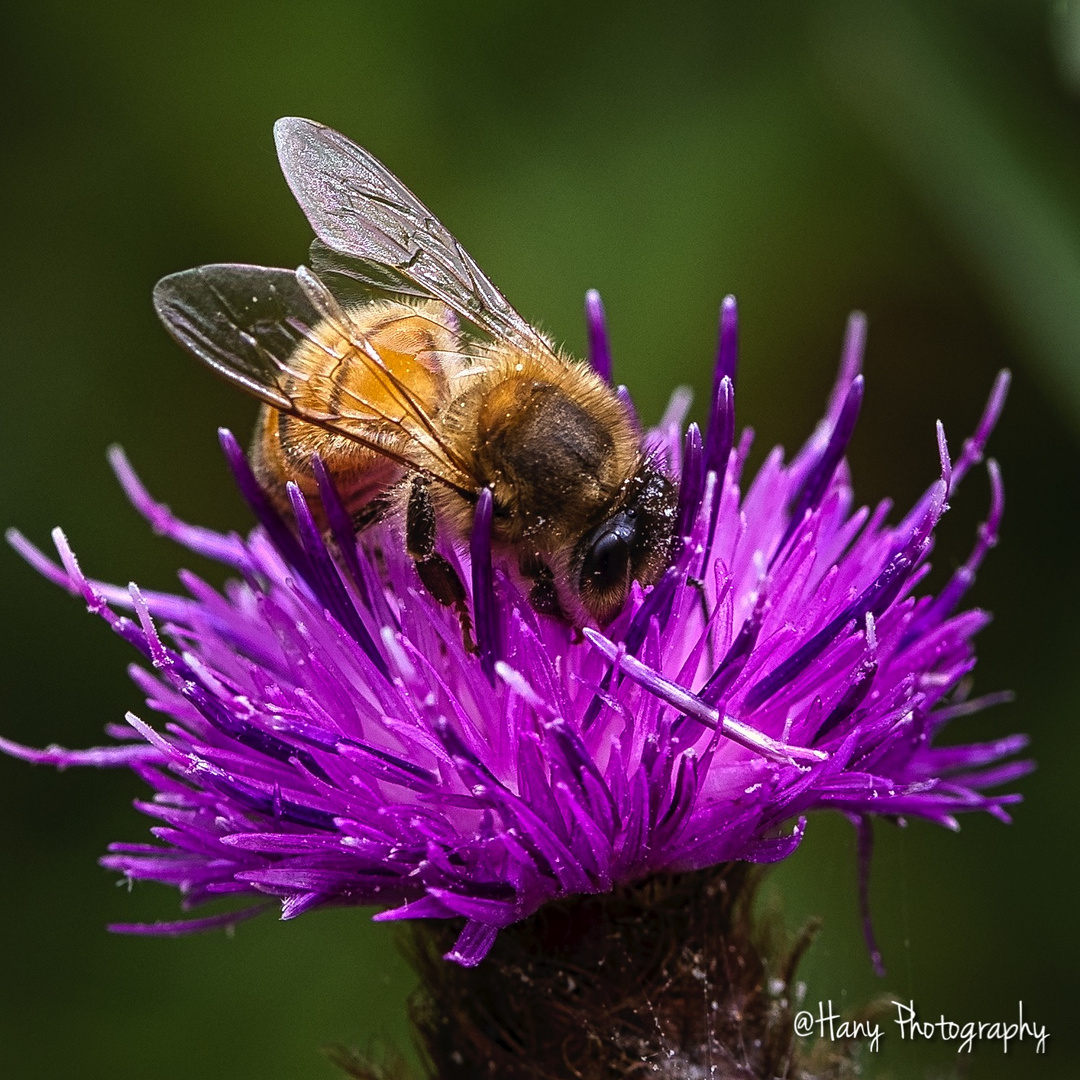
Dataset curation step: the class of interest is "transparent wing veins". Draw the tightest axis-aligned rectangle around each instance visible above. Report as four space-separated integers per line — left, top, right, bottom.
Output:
275 116 554 357
154 263 477 498
290 266 474 478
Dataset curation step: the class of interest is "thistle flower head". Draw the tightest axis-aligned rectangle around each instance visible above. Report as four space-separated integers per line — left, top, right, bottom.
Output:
3 297 1029 970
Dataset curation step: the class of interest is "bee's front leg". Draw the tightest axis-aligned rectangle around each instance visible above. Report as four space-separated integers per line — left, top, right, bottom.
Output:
406 477 477 653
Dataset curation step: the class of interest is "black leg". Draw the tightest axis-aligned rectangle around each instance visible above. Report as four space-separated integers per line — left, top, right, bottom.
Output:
518 551 566 620
687 573 715 668
406 477 476 652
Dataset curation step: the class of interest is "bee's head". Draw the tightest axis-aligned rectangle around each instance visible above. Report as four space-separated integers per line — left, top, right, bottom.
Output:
572 460 678 625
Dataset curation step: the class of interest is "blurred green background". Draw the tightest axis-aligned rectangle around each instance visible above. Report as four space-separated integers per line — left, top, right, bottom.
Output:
2 1 1077 1076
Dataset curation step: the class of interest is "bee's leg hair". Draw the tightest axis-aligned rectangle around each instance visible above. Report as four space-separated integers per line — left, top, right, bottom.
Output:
406 477 477 653
350 494 391 533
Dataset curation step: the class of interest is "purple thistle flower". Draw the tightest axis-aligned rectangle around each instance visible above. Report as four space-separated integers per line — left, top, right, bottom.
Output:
2 301 1030 971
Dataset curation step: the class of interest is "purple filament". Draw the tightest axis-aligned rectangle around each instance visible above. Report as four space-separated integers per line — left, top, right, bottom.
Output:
585 289 613 384
471 487 498 683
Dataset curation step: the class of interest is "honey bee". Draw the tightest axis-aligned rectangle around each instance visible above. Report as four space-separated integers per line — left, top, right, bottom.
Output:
154 117 677 628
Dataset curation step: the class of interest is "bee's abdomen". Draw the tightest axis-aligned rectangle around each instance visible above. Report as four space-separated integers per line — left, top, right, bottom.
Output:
249 299 457 525
251 403 400 522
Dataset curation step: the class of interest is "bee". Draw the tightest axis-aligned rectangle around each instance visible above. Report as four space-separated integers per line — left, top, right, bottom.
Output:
154 117 677 629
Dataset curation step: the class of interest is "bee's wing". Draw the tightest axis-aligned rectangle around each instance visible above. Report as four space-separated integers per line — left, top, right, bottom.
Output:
274 116 553 357
153 263 306 410
153 263 476 495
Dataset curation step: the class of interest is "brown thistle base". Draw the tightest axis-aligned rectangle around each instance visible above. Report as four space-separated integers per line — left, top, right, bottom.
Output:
332 864 859 1080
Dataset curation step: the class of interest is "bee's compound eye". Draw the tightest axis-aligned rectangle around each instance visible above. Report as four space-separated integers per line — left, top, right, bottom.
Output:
582 530 632 594
571 462 677 626
578 513 636 622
